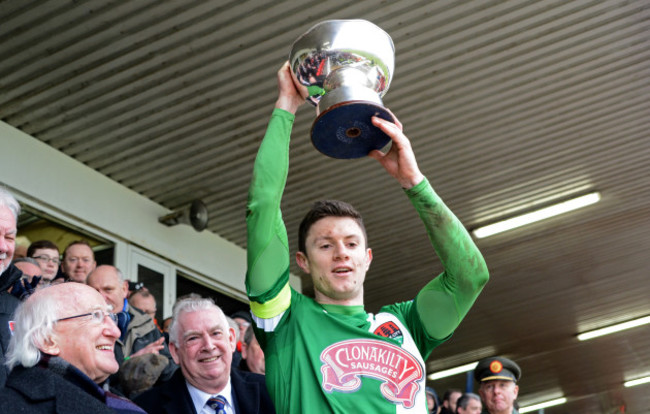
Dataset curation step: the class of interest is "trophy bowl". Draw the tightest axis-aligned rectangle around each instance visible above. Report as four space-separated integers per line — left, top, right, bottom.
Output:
289 19 395 159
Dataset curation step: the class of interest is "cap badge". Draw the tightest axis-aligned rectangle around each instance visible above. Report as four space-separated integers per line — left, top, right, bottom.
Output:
489 360 503 373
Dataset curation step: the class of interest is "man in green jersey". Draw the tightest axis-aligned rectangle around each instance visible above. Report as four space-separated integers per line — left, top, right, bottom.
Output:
246 62 490 413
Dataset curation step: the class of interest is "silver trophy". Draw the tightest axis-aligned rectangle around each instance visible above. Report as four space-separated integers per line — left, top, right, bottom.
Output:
289 19 395 159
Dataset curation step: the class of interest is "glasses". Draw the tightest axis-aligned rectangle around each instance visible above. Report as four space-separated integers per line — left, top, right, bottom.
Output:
33 255 61 265
56 309 117 325
64 257 93 264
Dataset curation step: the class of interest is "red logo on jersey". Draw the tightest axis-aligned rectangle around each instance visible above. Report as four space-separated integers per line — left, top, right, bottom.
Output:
320 339 423 408
373 321 403 340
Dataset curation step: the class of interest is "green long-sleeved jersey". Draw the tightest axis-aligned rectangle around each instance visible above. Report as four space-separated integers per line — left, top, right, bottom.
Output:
246 108 489 413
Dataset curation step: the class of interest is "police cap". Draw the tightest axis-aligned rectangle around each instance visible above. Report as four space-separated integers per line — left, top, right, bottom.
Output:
474 356 521 383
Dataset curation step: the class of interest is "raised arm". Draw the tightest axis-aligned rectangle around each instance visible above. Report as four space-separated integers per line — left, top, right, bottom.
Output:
371 115 489 340
245 62 306 319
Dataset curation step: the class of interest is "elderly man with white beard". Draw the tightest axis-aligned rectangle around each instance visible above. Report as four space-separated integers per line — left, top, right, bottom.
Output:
0 187 23 387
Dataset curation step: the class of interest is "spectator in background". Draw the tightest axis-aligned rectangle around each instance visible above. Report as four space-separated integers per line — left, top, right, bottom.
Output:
134 296 275 414
61 240 96 283
226 315 240 344
11 257 43 299
0 282 146 413
14 235 30 259
127 281 145 299
0 187 22 387
13 257 42 282
426 386 441 413
475 357 521 414
440 389 463 414
240 324 265 375
456 393 482 414
230 310 251 369
226 315 243 369
230 310 251 346
129 288 160 331
27 240 61 284
87 265 177 392
162 317 172 333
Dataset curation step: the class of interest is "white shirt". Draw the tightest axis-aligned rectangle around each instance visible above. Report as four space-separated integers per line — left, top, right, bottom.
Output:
186 378 235 414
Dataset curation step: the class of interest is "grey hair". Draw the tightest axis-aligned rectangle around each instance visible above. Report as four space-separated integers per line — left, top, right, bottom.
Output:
5 292 60 370
13 257 40 267
456 393 481 411
226 316 239 343
115 267 126 282
168 296 224 346
0 186 20 221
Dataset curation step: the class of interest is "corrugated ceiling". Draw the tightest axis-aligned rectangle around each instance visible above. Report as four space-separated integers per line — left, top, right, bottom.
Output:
2 1 649 412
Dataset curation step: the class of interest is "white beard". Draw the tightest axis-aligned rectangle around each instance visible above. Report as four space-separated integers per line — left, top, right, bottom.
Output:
0 254 10 275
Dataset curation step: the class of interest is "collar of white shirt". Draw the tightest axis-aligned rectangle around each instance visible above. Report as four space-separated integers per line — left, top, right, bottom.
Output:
186 377 234 414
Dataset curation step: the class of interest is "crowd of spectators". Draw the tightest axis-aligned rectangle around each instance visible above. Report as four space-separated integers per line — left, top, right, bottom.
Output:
0 187 274 413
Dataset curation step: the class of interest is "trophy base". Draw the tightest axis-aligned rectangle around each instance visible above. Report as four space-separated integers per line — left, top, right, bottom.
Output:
311 101 394 159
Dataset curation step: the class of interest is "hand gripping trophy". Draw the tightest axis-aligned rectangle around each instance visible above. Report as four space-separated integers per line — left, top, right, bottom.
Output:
289 19 395 159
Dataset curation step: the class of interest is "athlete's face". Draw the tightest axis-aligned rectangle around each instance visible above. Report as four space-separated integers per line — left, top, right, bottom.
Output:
297 216 372 306
479 380 518 414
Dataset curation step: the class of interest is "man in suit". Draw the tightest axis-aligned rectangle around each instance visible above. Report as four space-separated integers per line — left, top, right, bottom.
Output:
0 282 145 413
135 296 275 413
0 187 24 388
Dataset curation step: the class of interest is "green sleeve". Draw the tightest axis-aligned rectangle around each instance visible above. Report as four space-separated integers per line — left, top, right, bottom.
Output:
245 108 294 314
407 178 490 339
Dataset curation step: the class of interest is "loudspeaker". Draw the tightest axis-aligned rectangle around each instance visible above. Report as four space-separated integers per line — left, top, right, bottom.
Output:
158 200 209 232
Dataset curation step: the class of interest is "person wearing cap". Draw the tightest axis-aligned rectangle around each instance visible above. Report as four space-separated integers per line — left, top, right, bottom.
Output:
474 357 521 414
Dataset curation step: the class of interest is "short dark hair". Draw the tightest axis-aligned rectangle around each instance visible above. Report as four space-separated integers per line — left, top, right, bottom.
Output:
62 240 93 261
443 389 462 402
456 393 481 411
298 199 367 254
26 240 59 258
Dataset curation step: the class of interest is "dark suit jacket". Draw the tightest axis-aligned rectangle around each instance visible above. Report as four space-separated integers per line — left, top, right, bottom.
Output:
135 367 276 414
0 264 22 388
0 365 116 414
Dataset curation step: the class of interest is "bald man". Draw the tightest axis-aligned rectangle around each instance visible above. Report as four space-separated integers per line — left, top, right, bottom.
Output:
87 265 177 391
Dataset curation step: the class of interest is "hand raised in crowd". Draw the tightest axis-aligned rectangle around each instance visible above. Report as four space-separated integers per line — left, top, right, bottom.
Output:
10 276 41 301
130 336 165 357
369 115 424 189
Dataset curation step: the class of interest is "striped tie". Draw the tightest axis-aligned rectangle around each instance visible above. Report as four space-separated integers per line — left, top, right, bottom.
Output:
207 395 227 414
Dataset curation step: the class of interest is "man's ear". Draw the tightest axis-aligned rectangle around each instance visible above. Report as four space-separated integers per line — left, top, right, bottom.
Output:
296 251 311 274
121 280 129 298
364 248 373 271
228 327 237 352
39 335 60 356
169 342 180 365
